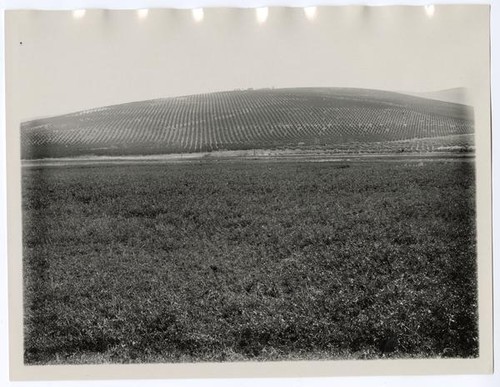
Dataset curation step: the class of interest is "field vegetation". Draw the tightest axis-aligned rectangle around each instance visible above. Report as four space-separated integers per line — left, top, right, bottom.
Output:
23 160 478 364
20 88 474 159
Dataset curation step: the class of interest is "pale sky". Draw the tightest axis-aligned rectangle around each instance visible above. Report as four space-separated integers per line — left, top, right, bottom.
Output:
5 5 490 121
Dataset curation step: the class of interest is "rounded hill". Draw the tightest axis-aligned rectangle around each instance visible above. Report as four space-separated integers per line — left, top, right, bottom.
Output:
20 88 474 159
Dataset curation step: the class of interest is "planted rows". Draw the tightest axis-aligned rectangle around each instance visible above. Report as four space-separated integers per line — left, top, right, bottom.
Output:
21 88 474 158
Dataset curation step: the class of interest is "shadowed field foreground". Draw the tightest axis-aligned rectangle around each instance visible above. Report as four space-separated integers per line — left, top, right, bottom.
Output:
22 160 477 364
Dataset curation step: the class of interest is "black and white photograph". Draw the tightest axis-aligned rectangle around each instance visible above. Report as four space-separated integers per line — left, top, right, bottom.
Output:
3 2 493 381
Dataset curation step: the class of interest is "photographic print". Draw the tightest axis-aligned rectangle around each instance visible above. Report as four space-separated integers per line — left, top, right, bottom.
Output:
5 4 492 380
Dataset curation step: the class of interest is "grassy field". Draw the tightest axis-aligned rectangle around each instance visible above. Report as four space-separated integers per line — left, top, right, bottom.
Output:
22 159 478 364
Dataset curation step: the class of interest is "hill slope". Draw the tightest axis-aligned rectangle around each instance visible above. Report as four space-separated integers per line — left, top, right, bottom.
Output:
20 88 474 159
402 87 472 106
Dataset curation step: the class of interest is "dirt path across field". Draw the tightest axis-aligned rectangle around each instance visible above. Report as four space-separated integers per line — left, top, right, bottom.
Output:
21 150 474 168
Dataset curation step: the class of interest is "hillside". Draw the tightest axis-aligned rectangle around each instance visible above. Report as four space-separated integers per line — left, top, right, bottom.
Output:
20 88 474 159
402 88 472 106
